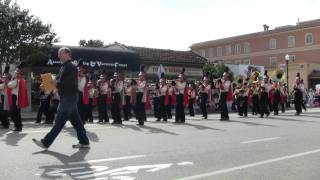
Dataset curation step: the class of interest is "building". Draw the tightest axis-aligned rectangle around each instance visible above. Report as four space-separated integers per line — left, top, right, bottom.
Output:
190 18 320 89
106 42 207 81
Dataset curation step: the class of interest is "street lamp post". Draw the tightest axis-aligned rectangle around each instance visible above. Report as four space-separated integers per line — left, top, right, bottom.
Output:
285 54 290 87
285 54 290 106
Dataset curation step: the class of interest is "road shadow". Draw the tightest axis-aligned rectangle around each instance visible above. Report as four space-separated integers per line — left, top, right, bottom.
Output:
225 120 276 127
121 124 142 132
0 128 10 138
283 114 320 119
1 132 27 146
139 125 179 136
33 149 91 180
268 116 316 123
63 127 100 142
178 123 226 131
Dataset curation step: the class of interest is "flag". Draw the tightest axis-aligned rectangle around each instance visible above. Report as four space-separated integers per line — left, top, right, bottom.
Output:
157 64 165 79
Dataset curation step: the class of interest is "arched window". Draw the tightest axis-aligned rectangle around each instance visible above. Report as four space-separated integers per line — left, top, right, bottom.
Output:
269 39 277 49
305 33 313 45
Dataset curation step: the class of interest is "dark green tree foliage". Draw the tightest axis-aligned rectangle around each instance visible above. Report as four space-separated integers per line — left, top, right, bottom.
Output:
203 63 234 81
79 39 104 47
0 0 58 66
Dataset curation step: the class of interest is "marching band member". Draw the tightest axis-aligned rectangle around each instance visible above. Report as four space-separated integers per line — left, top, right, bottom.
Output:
166 80 175 119
124 79 134 121
174 68 188 123
251 82 260 115
135 65 150 126
7 62 29 131
293 73 303 115
87 78 96 123
234 76 243 116
97 70 110 123
77 60 89 124
271 81 281 115
240 81 249 117
188 81 196 117
157 73 168 122
36 84 52 124
0 66 11 129
111 63 124 124
153 82 160 119
259 74 270 118
219 71 232 121
200 74 211 119
300 79 307 112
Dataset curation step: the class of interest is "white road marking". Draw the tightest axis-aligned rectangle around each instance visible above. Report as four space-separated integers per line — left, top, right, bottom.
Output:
68 155 146 166
240 137 281 144
177 161 194 166
174 148 320 180
75 163 172 179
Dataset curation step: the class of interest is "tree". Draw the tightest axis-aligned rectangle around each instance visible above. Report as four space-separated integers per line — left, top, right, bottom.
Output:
203 63 234 81
0 0 58 66
79 39 104 47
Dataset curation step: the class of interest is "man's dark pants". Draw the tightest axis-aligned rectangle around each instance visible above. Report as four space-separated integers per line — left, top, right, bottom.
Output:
41 95 89 147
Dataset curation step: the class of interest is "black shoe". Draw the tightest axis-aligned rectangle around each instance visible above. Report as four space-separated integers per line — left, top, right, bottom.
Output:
32 139 48 150
13 128 22 132
266 113 270 117
35 121 41 124
156 119 160 122
136 123 144 126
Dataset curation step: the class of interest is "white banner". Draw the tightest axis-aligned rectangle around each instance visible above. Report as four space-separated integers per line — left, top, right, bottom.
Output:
146 65 203 77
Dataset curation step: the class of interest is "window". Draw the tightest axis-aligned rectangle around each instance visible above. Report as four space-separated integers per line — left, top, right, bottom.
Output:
225 45 232 55
234 60 242 64
200 49 205 57
217 47 222 56
235 44 241 54
305 33 313 45
270 57 277 67
244 42 251 53
204 49 209 57
269 39 277 49
208 48 215 57
243 59 251 64
288 36 295 47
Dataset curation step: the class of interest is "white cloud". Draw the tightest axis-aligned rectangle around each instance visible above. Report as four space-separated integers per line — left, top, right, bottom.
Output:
17 0 320 50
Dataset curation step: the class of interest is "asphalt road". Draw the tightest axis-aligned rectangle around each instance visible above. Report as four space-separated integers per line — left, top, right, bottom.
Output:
1 108 320 180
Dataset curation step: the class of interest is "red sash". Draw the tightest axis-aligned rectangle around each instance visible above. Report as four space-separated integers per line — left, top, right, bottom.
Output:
18 79 29 108
82 82 89 105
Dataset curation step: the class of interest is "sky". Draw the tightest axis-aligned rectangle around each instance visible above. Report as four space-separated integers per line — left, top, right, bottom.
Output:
17 0 320 50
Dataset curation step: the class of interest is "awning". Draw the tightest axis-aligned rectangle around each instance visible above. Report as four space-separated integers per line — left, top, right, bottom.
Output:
309 70 320 79
35 45 141 71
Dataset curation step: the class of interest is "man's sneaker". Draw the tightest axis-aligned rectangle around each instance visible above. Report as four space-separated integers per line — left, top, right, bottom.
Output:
32 139 48 150
72 143 90 149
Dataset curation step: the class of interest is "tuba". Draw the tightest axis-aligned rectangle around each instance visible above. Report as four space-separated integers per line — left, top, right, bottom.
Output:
235 75 245 86
272 69 286 83
250 71 260 84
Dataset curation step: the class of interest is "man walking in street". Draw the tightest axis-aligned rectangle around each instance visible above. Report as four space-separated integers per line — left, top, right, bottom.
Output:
32 47 90 150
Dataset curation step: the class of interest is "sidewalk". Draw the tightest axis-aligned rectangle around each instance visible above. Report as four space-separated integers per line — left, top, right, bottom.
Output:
21 105 315 121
